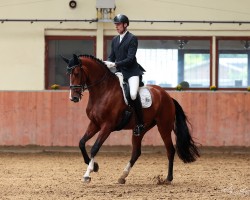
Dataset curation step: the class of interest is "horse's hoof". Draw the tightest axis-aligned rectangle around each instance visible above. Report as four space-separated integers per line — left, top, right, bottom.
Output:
118 178 126 184
82 176 91 183
155 176 172 185
93 162 99 172
164 180 172 185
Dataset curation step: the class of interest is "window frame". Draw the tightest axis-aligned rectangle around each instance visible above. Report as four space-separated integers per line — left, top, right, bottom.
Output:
216 37 250 90
178 49 211 88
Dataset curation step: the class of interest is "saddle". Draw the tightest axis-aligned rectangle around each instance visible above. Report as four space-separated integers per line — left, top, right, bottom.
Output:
115 72 152 108
114 72 152 131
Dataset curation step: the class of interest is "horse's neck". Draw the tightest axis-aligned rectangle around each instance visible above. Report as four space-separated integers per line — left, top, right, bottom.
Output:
81 57 120 101
88 73 119 102
83 58 107 84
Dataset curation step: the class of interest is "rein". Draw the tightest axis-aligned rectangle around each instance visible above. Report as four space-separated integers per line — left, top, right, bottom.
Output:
68 61 111 93
83 70 110 90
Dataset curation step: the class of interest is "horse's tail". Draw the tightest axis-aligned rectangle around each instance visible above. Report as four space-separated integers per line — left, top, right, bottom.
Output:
172 98 200 163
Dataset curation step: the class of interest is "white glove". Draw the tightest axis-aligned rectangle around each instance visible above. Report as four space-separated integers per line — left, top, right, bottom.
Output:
104 61 116 68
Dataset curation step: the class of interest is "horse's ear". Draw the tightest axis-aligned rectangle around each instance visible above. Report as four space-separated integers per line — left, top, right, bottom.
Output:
73 54 78 63
61 55 69 64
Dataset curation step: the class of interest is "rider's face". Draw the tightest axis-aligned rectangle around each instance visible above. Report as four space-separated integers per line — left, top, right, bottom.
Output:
115 23 127 34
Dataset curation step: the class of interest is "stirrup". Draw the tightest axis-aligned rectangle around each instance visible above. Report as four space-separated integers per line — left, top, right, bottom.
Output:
133 124 145 136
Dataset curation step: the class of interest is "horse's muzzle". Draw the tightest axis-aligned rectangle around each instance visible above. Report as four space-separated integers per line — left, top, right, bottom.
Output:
69 86 82 103
71 96 80 103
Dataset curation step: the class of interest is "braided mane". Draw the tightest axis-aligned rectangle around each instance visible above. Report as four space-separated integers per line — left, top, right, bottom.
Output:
78 54 110 71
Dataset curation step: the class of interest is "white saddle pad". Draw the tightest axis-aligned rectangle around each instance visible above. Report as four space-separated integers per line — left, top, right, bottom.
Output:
139 87 152 108
115 72 152 108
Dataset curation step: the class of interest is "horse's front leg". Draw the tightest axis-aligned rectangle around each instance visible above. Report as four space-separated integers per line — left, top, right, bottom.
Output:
82 127 112 183
82 157 95 183
79 121 100 171
118 134 143 184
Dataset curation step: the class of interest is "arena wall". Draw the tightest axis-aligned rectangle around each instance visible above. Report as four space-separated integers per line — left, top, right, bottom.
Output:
1 1 250 90
0 91 249 147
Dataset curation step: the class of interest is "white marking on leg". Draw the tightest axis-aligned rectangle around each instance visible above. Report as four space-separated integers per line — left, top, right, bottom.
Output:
118 162 132 184
124 162 131 172
83 158 94 178
121 162 131 179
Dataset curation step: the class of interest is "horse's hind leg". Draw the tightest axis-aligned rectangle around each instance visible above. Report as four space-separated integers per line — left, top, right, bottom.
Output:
118 134 144 184
157 123 175 184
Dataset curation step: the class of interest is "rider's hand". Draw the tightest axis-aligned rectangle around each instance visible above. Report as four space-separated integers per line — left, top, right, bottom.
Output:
104 61 116 68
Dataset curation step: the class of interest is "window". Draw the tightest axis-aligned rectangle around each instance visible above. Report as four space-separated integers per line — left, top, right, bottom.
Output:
183 52 210 87
217 39 250 88
104 37 211 89
136 48 177 87
45 36 96 89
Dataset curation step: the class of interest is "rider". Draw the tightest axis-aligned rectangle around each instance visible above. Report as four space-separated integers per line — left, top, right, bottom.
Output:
104 14 145 136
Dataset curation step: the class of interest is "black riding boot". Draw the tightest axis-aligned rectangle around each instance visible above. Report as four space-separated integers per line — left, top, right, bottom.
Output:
131 94 145 136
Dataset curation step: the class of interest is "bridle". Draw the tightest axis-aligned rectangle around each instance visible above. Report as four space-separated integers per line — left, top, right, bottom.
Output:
67 58 111 95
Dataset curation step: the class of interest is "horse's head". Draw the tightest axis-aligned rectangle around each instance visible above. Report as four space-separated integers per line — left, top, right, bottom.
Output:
62 54 115 103
62 54 85 103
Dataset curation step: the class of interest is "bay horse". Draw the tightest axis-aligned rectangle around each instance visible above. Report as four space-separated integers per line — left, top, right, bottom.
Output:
62 54 199 184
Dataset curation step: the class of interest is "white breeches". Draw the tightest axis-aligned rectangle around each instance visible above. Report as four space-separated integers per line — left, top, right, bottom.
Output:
128 76 139 100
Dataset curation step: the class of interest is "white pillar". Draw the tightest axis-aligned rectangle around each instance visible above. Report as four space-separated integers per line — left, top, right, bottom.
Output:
212 36 216 86
96 22 104 60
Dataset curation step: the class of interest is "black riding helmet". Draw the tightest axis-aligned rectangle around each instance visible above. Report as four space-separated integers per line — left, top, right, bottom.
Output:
113 14 129 26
